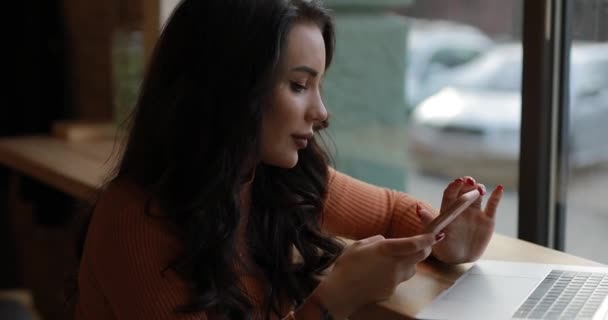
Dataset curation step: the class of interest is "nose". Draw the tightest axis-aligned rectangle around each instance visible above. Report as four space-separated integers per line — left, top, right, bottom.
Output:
306 91 328 124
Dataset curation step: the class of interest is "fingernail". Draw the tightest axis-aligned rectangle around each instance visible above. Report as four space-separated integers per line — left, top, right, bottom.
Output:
436 232 446 242
466 178 475 186
454 178 464 184
478 187 486 195
497 184 504 191
435 232 445 242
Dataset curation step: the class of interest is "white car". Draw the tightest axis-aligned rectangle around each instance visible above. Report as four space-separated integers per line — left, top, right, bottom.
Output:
407 42 608 186
404 18 494 110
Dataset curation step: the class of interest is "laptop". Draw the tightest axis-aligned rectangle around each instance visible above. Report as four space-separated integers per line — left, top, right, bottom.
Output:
416 260 608 320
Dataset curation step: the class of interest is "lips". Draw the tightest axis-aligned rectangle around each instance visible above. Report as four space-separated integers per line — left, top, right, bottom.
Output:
292 133 314 140
292 133 313 149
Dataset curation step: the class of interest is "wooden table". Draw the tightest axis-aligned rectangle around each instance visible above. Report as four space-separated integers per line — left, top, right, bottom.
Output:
0 135 603 320
0 135 118 203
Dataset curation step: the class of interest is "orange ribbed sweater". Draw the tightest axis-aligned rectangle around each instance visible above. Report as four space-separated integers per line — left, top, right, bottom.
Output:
75 169 427 319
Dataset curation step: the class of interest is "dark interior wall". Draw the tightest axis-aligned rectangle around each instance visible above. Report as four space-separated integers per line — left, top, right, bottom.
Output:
62 0 115 121
2 0 145 132
0 0 141 315
61 0 142 121
1 0 73 290
2 0 70 137
0 171 19 289
397 0 608 42
395 0 524 40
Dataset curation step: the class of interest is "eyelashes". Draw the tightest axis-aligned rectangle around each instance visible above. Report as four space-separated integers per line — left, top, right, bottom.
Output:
289 79 325 95
289 81 307 93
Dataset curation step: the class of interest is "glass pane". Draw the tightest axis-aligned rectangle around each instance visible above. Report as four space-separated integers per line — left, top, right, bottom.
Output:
319 1 521 237
398 1 523 237
565 0 608 263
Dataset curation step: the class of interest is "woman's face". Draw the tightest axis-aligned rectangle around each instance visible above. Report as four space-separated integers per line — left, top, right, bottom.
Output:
260 22 328 168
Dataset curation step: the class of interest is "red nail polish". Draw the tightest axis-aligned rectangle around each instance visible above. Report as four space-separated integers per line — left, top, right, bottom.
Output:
466 178 474 186
478 187 486 195
454 178 463 183
436 233 446 242
497 185 504 191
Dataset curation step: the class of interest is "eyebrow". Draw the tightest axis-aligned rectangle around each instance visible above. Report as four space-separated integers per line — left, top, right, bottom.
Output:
290 66 319 77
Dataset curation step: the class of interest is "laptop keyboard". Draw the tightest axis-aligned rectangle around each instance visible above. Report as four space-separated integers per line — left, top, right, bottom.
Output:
512 270 608 319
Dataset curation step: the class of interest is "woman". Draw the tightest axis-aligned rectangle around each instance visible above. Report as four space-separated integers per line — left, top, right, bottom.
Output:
75 0 503 319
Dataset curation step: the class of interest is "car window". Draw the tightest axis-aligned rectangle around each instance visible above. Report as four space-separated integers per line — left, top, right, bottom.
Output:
429 48 482 69
449 47 522 91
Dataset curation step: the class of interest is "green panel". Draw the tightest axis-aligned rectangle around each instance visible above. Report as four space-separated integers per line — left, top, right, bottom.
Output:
325 15 408 127
323 13 410 190
324 0 414 11
333 156 405 190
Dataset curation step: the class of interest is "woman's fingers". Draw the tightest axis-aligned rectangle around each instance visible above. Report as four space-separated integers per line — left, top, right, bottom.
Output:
327 232 448 313
470 183 486 208
454 177 487 209
441 178 464 211
417 204 436 226
380 235 438 283
379 233 437 258
355 234 385 246
443 176 486 210
459 177 482 200
398 264 417 283
484 185 504 218
462 176 476 186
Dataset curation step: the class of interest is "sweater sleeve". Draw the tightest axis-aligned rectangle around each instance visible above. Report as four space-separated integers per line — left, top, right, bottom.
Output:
321 168 436 240
78 181 209 320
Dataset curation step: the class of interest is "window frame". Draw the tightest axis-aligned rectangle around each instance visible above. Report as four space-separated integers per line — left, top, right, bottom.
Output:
518 0 573 250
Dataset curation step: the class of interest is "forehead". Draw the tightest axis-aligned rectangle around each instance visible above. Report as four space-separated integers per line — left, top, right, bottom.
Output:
282 22 326 71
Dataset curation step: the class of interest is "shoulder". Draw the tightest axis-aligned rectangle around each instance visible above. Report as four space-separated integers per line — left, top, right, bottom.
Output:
78 179 206 319
97 178 149 212
89 178 155 237
83 178 182 269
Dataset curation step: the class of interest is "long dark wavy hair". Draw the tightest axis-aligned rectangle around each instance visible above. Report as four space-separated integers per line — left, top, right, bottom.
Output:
94 0 344 318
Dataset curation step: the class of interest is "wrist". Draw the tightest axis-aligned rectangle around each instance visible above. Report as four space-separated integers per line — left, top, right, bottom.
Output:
314 279 352 319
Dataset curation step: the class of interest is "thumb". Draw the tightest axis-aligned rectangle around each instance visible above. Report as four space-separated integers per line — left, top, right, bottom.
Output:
417 204 436 226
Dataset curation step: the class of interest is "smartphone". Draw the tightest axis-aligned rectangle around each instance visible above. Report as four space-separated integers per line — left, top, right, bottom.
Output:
423 189 480 235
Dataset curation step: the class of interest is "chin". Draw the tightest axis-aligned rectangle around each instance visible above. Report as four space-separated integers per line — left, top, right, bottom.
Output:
265 152 299 169
282 154 299 168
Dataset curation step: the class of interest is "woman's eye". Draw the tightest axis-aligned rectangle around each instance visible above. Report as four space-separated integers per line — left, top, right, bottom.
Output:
290 81 307 93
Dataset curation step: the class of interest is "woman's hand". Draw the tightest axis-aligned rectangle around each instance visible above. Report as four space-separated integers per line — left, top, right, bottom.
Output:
315 233 441 319
418 176 503 264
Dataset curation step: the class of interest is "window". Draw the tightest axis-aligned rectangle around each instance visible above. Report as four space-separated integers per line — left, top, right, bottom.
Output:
564 0 608 263
398 1 523 237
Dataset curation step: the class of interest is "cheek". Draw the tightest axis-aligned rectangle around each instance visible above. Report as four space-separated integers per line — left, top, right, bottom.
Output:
261 105 287 150
267 89 301 133
260 92 303 162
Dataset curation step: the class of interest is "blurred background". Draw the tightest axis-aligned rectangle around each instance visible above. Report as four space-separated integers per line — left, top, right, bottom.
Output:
1 0 607 319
